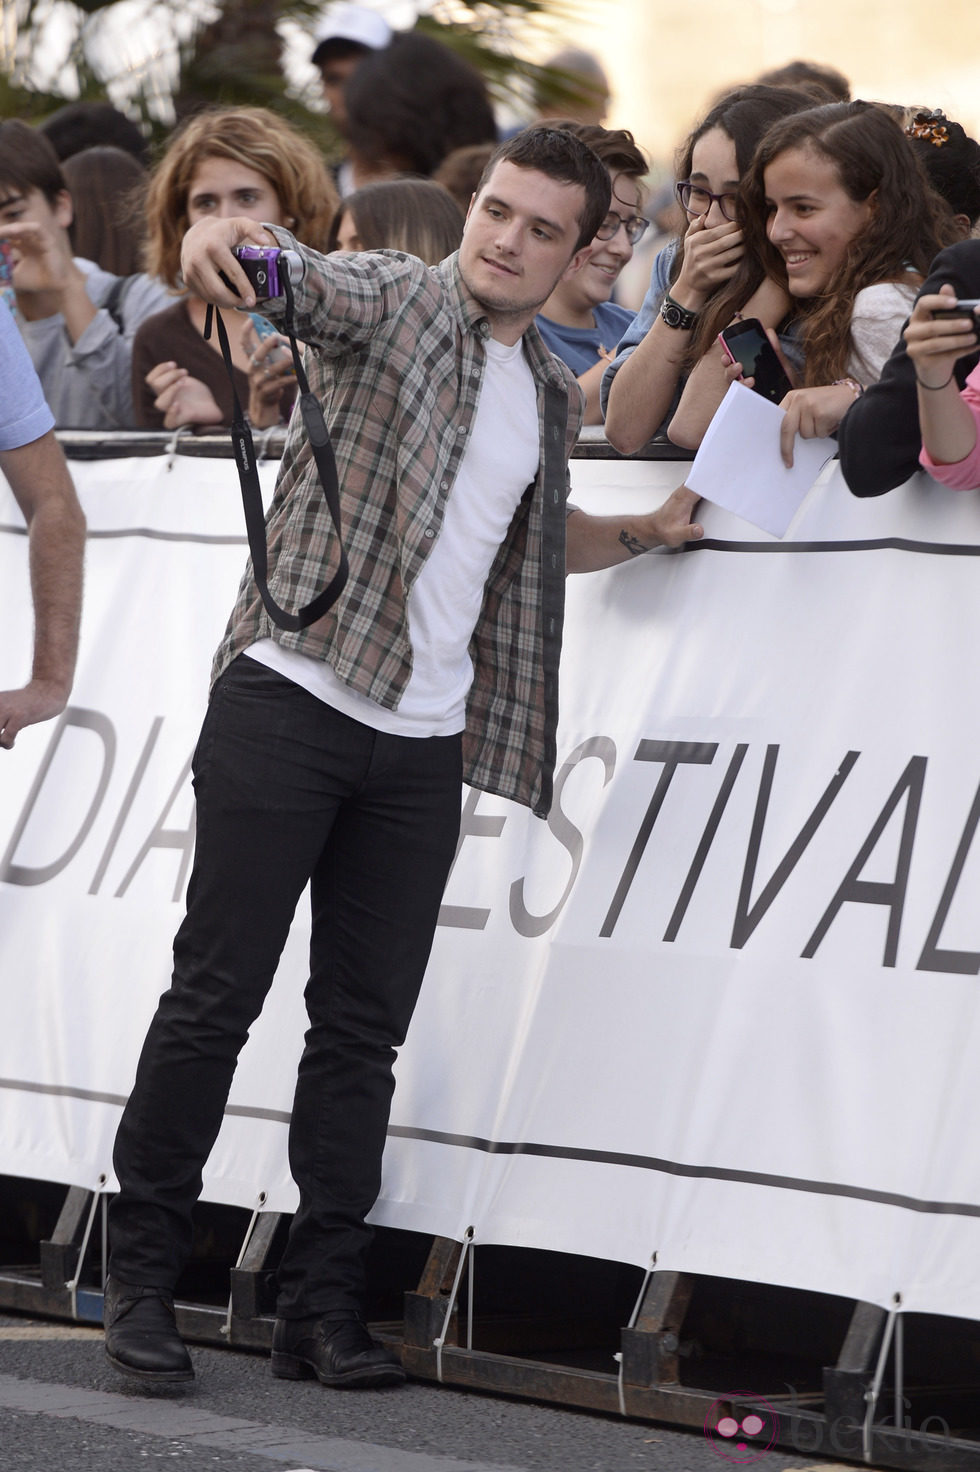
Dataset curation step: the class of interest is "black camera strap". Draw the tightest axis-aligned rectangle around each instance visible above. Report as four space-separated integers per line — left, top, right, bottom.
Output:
205 267 348 632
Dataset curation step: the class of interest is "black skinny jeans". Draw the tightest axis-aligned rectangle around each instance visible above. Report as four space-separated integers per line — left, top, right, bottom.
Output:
108 655 462 1318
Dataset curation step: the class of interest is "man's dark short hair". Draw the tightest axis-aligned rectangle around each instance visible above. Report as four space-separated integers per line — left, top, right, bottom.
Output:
312 37 370 68
756 59 850 103
344 32 496 179
549 120 646 181
0 120 67 206
475 126 612 251
39 101 149 166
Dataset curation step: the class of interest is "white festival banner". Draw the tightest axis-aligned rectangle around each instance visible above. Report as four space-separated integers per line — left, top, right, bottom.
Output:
3 448 980 1323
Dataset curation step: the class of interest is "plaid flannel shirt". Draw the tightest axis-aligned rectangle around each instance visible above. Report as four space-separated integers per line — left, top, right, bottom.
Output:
212 236 582 816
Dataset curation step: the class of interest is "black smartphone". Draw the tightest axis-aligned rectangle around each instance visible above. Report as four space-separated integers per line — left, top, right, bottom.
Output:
718 318 793 405
931 299 980 342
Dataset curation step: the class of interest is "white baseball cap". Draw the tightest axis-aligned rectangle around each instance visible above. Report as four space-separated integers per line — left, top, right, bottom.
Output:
312 4 393 64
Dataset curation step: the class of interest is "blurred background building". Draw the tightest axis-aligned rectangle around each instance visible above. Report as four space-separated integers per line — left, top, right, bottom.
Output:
556 0 980 170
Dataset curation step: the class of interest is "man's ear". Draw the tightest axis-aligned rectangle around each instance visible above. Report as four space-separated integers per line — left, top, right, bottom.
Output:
562 244 591 281
54 189 73 231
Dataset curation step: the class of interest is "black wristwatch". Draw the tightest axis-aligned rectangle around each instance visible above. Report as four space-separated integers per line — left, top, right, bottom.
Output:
660 293 699 331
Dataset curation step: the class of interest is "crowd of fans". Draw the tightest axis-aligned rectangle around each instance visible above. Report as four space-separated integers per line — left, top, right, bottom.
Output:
2 5 980 492
7 11 980 1394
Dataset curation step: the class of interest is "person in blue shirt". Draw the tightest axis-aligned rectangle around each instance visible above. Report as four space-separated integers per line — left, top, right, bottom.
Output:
535 122 647 423
0 301 85 748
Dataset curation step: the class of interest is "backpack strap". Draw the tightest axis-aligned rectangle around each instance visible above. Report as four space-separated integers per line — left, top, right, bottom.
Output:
101 274 134 331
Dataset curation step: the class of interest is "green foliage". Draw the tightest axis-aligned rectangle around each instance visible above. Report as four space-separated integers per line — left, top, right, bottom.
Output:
0 75 76 124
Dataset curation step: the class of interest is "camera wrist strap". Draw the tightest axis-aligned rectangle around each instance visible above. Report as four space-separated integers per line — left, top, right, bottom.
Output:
205 273 348 632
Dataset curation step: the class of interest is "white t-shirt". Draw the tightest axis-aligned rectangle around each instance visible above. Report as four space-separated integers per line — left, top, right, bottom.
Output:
248 335 541 735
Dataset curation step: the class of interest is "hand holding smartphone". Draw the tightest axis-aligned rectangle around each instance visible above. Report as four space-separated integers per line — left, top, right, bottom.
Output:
930 299 980 344
247 311 290 368
718 317 793 405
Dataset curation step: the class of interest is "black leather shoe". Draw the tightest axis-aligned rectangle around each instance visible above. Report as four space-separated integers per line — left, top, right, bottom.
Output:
271 1314 406 1388
103 1276 194 1383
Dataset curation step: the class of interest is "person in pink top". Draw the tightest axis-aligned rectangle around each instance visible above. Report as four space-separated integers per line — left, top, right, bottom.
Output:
905 257 980 490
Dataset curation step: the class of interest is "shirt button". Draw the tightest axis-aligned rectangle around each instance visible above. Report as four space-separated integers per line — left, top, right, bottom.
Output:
456 425 466 435
440 480 449 490
424 527 436 539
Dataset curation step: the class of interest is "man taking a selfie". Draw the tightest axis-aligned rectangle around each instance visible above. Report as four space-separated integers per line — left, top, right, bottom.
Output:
103 126 702 1390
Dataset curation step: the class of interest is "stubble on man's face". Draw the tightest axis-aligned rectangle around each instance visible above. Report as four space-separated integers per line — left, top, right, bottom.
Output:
458 160 588 341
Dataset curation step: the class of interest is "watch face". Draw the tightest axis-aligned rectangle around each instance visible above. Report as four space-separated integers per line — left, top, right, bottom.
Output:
663 303 682 327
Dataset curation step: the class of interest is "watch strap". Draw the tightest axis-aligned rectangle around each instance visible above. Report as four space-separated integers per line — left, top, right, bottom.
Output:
660 292 699 331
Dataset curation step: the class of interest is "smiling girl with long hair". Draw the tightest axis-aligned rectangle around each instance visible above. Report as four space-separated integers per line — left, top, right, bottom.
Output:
670 101 954 457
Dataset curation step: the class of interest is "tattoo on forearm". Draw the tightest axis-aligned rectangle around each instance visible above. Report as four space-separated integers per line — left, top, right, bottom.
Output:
618 529 651 557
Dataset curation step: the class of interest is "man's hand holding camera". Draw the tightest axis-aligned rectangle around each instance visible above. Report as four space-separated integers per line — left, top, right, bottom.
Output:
180 217 280 309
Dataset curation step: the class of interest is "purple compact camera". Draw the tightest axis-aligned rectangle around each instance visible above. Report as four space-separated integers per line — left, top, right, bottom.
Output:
234 244 283 299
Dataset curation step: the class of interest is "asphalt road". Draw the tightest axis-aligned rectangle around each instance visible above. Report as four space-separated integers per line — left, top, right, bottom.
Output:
0 1313 847 1472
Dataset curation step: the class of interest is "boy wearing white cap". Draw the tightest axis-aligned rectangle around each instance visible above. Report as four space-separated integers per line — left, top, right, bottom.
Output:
312 4 393 137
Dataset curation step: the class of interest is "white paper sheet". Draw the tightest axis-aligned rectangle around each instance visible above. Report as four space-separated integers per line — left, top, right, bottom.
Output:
686 381 837 537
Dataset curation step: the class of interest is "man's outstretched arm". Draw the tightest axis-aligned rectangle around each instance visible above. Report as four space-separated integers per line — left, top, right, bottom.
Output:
565 483 703 573
0 429 85 748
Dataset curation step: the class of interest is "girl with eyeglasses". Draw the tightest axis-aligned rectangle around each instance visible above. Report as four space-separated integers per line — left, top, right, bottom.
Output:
603 85 809 453
535 122 648 424
672 101 953 462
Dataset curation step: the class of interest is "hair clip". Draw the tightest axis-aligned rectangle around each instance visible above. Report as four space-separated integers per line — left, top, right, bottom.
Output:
906 110 950 147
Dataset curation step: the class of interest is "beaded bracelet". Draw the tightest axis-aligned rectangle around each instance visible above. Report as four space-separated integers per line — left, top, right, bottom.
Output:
832 376 865 399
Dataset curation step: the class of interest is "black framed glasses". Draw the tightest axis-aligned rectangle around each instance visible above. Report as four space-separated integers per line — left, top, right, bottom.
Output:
676 180 739 221
595 209 650 245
